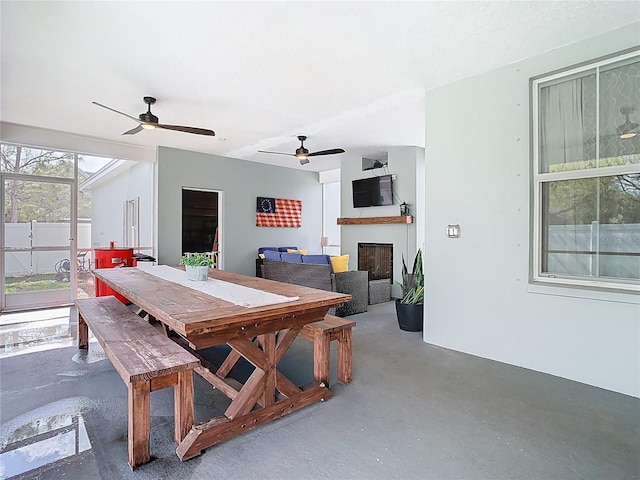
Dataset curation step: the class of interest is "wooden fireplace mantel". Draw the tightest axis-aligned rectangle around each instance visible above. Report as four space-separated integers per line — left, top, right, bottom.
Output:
337 216 413 225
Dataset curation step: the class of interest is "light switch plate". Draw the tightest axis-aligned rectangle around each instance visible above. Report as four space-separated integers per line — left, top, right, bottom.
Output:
447 224 460 238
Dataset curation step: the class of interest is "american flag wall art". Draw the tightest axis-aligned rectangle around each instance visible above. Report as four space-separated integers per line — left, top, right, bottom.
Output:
256 197 302 228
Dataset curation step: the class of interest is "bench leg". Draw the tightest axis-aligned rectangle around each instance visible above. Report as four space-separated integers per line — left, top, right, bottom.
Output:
78 313 88 349
128 380 151 470
174 370 195 445
313 333 331 386
337 328 353 385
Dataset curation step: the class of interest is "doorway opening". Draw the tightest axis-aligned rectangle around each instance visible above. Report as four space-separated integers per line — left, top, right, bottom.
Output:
181 188 222 268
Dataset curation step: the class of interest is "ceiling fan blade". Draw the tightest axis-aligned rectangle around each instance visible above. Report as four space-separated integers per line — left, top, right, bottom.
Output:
92 101 140 122
157 124 215 136
122 125 144 135
258 150 296 156
308 148 346 157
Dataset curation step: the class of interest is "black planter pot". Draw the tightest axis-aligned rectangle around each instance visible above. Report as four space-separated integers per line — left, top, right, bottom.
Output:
395 299 423 332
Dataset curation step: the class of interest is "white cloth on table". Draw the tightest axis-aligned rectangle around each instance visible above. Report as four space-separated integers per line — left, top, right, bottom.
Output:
136 264 298 308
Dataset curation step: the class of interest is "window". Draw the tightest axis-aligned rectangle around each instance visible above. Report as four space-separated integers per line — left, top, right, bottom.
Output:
532 50 640 292
1 145 74 178
322 181 341 256
124 197 140 247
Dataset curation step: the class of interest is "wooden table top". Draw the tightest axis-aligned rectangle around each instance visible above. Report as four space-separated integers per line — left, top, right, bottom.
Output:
94 267 351 349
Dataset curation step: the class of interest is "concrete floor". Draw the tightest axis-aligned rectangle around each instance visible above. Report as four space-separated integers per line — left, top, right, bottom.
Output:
1 301 639 480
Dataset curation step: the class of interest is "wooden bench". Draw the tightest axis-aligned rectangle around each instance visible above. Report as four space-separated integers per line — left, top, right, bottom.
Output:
299 314 356 386
76 296 200 469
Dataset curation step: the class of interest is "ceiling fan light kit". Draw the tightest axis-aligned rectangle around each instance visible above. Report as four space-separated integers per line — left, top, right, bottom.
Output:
619 123 639 139
258 135 345 166
92 96 215 137
618 106 639 139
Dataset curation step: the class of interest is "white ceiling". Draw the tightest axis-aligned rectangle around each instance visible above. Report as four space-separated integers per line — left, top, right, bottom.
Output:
2 1 638 172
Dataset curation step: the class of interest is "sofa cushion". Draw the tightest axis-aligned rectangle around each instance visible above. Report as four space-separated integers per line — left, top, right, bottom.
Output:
263 250 282 260
302 254 331 265
258 247 279 254
278 246 298 252
330 254 350 273
280 252 303 263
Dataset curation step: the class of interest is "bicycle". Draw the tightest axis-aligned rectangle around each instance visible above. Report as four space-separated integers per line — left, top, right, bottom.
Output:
54 251 93 282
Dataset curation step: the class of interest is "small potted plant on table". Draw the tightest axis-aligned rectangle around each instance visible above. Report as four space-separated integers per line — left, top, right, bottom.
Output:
180 253 214 281
395 248 423 332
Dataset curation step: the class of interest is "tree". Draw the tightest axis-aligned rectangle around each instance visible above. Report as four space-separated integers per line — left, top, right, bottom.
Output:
546 157 640 226
2 145 89 223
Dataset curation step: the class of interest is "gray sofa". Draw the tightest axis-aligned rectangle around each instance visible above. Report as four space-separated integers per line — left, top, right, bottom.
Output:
258 258 368 317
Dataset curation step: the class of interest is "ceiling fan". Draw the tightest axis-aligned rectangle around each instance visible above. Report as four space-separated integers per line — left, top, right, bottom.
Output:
92 96 215 137
259 135 345 165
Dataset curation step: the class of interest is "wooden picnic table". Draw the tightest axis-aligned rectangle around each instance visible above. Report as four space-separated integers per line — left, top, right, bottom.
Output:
93 266 351 461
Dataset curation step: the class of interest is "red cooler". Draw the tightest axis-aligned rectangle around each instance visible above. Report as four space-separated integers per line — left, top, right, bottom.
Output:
94 247 136 303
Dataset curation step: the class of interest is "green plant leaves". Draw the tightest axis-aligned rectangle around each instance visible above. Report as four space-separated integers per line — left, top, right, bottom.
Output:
180 253 213 267
399 248 423 304
401 284 424 304
412 248 423 289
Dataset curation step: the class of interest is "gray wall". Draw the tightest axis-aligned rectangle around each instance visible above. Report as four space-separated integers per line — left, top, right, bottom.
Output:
341 146 425 298
423 24 640 397
156 147 323 275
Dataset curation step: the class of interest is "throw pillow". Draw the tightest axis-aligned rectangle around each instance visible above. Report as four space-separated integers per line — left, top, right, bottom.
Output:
287 249 308 255
330 254 349 273
263 250 281 260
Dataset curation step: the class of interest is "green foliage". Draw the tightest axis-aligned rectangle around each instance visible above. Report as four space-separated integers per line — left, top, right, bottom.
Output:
2 145 93 223
401 285 424 304
180 253 213 267
399 249 423 304
4 275 70 293
546 173 640 225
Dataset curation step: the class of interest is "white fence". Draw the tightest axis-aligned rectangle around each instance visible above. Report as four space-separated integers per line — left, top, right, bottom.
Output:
547 223 640 280
4 222 92 276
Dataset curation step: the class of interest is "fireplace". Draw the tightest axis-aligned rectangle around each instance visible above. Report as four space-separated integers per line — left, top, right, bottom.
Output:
358 243 393 281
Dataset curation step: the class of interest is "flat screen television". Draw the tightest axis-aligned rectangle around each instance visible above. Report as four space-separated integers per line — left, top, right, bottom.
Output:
352 175 393 207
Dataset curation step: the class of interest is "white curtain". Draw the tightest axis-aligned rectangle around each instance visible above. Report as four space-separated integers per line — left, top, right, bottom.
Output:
539 77 593 172
539 60 640 170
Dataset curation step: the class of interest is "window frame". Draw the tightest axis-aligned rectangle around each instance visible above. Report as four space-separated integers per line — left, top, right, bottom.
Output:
124 197 140 248
531 49 640 293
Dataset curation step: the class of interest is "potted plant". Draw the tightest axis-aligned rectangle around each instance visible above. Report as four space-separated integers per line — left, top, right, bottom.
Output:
180 253 214 281
395 248 423 331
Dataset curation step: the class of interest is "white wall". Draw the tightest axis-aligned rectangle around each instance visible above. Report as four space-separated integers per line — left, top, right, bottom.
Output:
156 147 323 276
341 146 425 298
91 161 154 250
424 24 640 397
